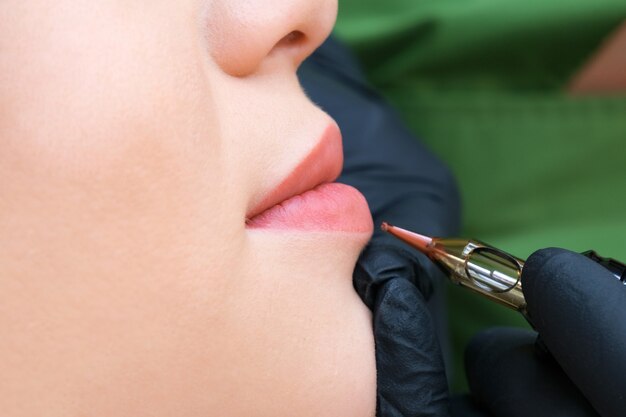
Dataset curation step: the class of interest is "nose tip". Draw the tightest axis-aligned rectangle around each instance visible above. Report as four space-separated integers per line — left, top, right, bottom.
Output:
204 0 337 77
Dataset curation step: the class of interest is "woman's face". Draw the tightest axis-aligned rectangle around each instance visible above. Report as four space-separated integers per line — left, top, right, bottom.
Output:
0 1 376 416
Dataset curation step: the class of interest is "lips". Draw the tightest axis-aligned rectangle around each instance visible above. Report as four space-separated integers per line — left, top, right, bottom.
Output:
246 123 373 233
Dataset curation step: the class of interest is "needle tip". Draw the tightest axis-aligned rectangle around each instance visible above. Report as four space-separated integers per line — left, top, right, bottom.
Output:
380 222 433 252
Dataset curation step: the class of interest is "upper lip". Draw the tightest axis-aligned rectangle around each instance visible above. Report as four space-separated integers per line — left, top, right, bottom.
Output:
246 123 343 221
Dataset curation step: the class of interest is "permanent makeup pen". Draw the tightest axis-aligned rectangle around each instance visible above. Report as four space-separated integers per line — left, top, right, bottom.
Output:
381 222 626 324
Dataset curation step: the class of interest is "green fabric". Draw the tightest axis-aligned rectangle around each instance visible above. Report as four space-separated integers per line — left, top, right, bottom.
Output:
335 0 626 392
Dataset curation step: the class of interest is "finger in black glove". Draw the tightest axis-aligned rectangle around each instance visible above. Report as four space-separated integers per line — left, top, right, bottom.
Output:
354 242 449 417
524 248 626 417
466 327 599 417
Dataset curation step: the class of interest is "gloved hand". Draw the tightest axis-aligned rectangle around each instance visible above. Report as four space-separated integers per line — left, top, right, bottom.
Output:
466 248 626 417
353 242 449 416
298 37 463 416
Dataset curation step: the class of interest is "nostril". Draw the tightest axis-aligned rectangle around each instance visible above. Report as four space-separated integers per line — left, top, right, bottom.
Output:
276 30 306 50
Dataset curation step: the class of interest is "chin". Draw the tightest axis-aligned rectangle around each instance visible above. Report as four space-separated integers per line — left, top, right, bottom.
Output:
229 229 376 416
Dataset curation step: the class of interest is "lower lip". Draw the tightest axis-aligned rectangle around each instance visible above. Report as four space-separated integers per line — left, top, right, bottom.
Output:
246 183 373 233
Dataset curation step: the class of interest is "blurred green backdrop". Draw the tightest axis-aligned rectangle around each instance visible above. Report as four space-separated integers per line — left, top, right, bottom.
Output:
334 0 626 392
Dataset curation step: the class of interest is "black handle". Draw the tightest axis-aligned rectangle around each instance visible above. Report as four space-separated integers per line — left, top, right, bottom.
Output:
581 250 626 283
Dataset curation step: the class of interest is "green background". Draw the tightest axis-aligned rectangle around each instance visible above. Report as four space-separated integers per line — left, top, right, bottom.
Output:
334 0 626 391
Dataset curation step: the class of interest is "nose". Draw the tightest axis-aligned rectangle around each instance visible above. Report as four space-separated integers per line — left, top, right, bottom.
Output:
204 0 337 77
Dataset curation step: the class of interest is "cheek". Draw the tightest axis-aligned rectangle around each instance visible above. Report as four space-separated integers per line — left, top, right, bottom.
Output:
1 6 253 408
1 2 218 167
0 1 240 262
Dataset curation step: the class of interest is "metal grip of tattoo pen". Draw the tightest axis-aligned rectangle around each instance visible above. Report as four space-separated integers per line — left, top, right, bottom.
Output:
427 239 527 317
381 223 626 326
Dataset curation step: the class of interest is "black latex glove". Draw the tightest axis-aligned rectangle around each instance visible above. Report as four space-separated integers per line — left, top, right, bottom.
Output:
466 248 626 417
354 243 449 416
299 37 464 416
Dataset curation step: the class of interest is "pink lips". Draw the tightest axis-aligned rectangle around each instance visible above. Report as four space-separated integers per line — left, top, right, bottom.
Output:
246 124 373 233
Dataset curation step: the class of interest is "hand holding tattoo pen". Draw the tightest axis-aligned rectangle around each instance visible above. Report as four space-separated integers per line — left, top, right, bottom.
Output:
382 222 626 417
381 222 626 327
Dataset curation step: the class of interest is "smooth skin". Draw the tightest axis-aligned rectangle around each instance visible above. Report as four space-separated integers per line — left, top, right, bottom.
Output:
0 1 376 416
